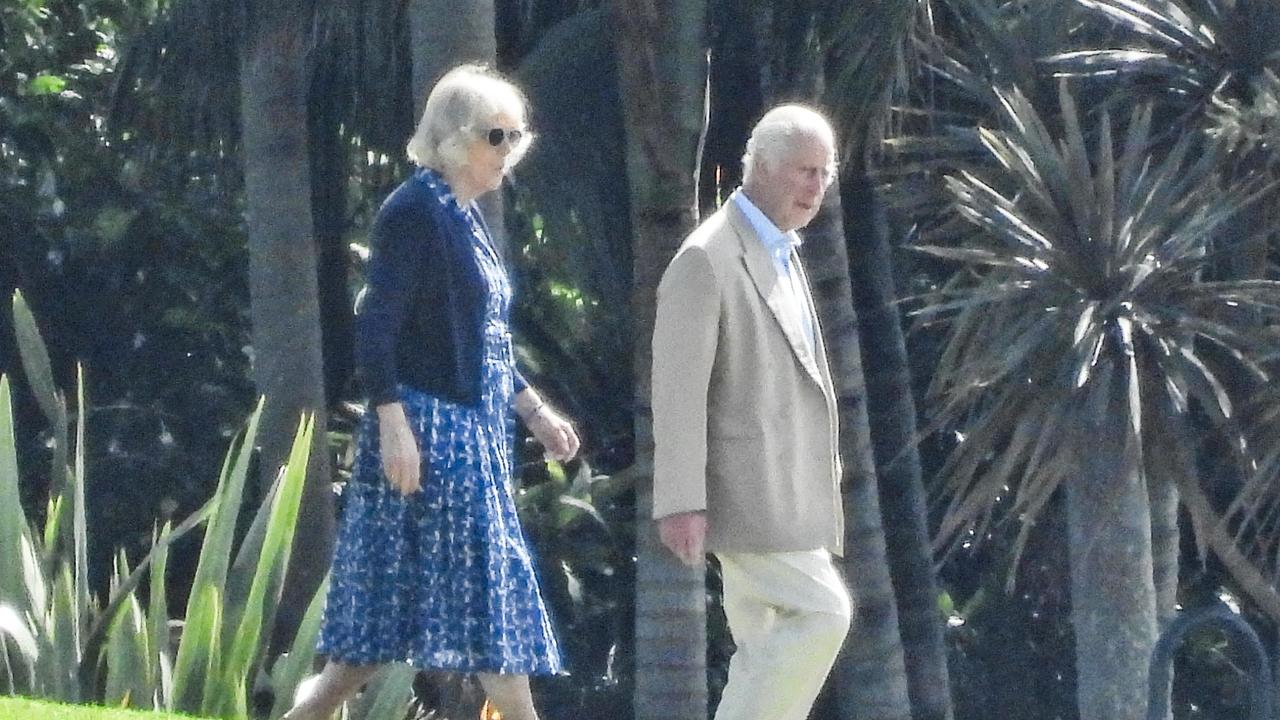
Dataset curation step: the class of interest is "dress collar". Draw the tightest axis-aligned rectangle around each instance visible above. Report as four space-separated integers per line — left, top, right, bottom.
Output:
418 167 467 215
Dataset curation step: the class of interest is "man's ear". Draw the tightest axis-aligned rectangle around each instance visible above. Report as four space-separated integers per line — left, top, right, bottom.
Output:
746 157 772 189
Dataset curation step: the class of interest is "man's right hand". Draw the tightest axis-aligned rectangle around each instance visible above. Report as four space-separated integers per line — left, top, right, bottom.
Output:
377 402 421 495
658 511 707 566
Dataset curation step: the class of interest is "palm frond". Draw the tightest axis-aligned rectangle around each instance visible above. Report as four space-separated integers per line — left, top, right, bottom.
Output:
822 0 929 162
879 2 1094 240
1043 0 1280 141
920 81 1280 621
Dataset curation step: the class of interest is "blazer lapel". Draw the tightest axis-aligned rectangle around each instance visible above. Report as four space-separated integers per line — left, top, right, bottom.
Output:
727 204 825 387
793 253 840 409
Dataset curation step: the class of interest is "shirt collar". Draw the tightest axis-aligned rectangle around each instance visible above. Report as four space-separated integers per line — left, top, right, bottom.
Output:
732 189 801 267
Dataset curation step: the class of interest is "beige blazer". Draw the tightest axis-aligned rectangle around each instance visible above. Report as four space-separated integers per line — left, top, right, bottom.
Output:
651 200 844 555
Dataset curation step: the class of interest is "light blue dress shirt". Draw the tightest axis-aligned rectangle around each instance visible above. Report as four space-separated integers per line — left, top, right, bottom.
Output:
732 190 817 350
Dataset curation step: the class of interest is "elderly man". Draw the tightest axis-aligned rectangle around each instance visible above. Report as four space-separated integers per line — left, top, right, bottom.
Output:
651 104 852 720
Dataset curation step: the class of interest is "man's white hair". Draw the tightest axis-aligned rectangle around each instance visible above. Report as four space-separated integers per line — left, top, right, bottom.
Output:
741 104 837 185
405 64 532 172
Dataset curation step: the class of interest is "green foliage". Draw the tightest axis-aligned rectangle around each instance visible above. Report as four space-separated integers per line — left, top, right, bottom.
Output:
821 0 923 158
510 7 635 467
876 3 1280 715
941 509 1075 720
0 297 404 719
265 576 327 720
1 0 256 607
917 80 1280 590
1207 68 1280 170
514 459 635 717
1046 0 1280 120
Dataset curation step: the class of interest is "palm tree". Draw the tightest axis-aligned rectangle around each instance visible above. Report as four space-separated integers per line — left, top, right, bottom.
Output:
802 184 914 720
842 172 954 720
113 0 342 643
236 3 338 647
1048 5 1280 587
917 80 1280 720
611 0 709 717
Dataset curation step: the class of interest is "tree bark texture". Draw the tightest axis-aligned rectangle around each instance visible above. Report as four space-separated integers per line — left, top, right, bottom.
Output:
843 175 953 720
309 69 354 403
239 17 335 648
1141 400 1184 720
1066 376 1157 720
612 0 709 717
802 183 913 720
1143 421 1182 626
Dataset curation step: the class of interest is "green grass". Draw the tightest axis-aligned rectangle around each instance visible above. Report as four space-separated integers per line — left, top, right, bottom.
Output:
0 697 207 719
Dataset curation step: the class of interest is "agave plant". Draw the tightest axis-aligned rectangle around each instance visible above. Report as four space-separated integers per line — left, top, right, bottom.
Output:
0 291 419 720
916 81 1280 720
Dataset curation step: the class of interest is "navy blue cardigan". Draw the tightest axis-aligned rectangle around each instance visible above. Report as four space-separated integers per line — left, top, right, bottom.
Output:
356 169 528 408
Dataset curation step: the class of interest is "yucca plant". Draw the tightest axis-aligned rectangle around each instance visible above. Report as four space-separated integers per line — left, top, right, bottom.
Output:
916 81 1280 720
0 289 126 703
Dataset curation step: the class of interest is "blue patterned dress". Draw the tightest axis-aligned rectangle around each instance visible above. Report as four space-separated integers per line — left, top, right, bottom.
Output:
317 175 562 675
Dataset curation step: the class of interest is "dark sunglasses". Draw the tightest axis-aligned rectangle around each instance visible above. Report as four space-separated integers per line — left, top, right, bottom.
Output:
484 127 525 147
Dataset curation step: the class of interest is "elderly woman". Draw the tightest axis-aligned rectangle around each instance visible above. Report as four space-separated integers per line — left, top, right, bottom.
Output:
283 65 578 720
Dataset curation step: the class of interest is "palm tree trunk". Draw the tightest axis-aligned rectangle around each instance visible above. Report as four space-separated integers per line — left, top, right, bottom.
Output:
239 14 335 648
1065 373 1157 720
612 0 708 717
843 173 954 720
1145 444 1180 626
1141 400 1183 720
802 183 913 720
309 63 354 404
407 0 508 259
1136 361 1187 720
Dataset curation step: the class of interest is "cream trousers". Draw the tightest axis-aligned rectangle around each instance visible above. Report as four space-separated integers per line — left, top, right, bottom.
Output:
713 549 853 720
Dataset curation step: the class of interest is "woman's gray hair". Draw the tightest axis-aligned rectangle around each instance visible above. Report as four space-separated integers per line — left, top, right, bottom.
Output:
741 104 837 185
405 64 532 172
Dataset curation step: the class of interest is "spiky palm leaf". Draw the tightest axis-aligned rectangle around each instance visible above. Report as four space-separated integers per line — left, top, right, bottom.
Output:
1045 0 1280 136
1206 67 1280 170
822 0 1083 162
821 0 929 161
878 0 1094 245
920 81 1280 619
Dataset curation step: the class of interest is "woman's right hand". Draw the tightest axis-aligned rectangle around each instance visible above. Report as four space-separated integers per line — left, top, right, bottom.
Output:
376 402 421 495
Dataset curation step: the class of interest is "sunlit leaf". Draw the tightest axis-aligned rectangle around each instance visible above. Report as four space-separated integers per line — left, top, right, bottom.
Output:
26 74 66 96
